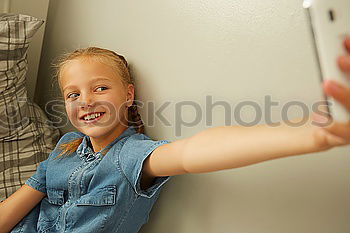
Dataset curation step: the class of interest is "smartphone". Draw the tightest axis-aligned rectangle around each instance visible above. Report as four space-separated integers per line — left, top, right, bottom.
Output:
304 0 350 122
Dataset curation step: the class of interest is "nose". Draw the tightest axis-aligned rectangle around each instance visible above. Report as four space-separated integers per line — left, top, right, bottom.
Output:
80 94 95 109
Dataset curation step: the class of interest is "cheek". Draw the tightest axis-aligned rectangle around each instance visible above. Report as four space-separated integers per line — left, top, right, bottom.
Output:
104 96 126 112
65 103 77 118
114 99 128 113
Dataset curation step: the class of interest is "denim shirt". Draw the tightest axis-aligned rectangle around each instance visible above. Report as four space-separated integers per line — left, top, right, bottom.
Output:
10 126 172 233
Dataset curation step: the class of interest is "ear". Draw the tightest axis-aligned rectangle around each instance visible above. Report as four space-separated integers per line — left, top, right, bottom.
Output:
126 84 135 107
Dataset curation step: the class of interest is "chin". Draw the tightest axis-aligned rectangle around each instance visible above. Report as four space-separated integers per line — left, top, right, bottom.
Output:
81 126 118 138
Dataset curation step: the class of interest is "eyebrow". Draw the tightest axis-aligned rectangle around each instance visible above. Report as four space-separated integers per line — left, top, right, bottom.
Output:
62 77 112 93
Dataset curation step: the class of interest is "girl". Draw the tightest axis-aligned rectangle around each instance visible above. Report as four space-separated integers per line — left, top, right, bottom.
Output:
1 37 350 233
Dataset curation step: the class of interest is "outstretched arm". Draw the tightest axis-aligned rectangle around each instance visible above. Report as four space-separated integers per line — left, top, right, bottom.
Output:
143 115 349 179
0 184 45 233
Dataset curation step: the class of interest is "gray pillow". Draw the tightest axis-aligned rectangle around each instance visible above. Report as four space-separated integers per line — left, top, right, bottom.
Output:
0 13 60 201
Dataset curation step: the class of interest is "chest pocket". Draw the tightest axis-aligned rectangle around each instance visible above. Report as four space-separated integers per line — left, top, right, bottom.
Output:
38 188 66 229
76 185 117 206
46 188 66 205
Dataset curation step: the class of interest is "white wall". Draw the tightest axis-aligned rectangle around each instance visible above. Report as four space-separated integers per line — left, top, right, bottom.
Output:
35 0 350 232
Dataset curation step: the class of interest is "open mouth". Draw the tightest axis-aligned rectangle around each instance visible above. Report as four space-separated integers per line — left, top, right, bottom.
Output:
80 112 106 123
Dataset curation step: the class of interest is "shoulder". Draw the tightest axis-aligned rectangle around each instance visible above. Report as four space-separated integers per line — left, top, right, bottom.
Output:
119 133 170 158
128 132 150 141
51 131 84 153
46 131 84 160
124 133 170 146
57 131 85 145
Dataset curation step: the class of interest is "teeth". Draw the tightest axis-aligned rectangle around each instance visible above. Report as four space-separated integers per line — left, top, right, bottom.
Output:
84 112 102 121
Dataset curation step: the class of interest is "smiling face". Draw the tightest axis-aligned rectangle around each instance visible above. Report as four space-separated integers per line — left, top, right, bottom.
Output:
59 57 134 143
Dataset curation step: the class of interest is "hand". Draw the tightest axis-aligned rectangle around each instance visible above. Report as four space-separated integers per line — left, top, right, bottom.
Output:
311 36 350 150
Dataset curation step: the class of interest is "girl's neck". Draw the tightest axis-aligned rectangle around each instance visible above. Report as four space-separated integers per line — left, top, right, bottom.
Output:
88 125 128 153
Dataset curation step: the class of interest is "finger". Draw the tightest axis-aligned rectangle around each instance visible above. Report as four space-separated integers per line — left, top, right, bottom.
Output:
322 80 350 112
337 55 350 73
345 37 350 53
316 128 350 148
310 113 350 148
321 120 350 142
312 112 350 139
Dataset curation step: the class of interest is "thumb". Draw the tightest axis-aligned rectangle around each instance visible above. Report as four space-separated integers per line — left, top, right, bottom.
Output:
311 112 333 128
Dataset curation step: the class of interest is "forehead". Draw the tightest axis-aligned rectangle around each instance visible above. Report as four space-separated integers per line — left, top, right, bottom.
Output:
60 58 123 90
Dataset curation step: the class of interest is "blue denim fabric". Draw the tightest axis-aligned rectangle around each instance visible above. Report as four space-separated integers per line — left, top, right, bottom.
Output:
10 126 172 233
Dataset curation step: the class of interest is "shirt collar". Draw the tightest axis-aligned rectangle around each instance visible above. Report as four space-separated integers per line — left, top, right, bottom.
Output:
76 125 137 161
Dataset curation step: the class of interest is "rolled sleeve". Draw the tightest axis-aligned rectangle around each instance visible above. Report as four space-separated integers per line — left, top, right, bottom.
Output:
119 134 172 199
24 158 48 194
24 132 82 194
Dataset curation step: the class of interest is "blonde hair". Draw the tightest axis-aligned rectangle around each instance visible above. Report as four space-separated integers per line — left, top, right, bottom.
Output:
53 47 144 159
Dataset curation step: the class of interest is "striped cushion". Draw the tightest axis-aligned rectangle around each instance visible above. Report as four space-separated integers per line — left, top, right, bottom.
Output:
0 13 60 201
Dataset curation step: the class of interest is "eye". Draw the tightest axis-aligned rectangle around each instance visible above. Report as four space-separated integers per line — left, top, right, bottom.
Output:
67 93 79 99
95 86 108 92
